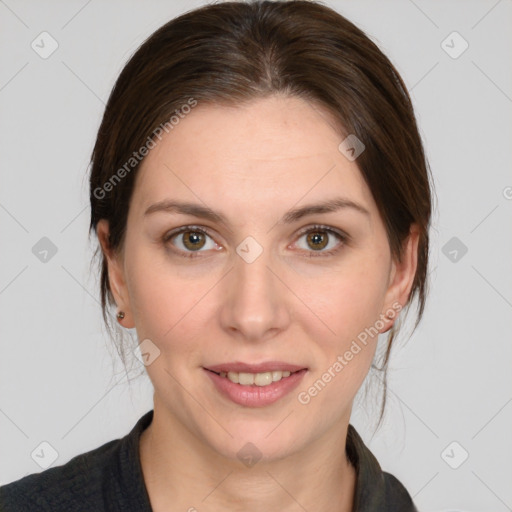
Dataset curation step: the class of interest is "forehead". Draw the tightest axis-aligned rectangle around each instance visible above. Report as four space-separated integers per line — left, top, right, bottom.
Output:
131 95 376 222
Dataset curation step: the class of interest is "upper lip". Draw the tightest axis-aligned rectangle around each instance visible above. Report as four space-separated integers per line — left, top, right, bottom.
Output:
204 361 307 374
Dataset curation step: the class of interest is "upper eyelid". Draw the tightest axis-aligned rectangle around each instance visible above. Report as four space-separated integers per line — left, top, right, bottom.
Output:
164 225 211 239
295 224 348 239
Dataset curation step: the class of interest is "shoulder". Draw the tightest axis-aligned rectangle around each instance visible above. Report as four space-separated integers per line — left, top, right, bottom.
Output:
0 410 153 512
0 437 121 512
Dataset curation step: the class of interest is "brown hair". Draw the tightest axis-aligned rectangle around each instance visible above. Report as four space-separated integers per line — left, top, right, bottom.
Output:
89 0 433 428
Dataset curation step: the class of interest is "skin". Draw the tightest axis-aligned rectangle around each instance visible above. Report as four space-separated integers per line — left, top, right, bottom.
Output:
97 94 419 512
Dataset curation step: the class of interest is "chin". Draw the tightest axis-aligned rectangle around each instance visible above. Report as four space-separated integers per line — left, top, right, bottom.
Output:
203 420 308 466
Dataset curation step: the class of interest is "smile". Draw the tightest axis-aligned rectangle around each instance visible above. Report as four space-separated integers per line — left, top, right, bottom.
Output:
212 369 295 386
203 366 308 407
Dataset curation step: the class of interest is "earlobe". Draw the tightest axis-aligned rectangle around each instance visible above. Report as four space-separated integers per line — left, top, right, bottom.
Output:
96 219 134 328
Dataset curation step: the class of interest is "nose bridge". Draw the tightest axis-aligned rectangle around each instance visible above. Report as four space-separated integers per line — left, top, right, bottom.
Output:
219 241 290 341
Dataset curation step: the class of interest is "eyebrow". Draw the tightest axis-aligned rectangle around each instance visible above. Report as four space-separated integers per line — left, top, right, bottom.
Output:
144 197 370 225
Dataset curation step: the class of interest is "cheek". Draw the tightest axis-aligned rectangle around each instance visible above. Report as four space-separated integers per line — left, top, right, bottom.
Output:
124 245 204 341
304 267 387 405
300 253 390 398
315 254 390 336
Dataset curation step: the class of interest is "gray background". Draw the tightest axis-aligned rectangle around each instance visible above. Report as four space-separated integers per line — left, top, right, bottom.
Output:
1 1 511 510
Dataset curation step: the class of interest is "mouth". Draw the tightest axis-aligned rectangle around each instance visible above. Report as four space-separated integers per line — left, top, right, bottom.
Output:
204 368 305 387
203 362 308 407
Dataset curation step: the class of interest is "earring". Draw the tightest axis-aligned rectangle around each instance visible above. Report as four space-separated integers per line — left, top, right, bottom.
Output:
117 311 125 321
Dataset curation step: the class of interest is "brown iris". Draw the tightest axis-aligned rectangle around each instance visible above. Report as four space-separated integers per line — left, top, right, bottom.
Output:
306 230 328 251
182 231 207 251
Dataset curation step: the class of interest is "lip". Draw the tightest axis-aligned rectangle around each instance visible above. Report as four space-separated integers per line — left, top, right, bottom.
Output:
203 366 308 407
205 361 307 373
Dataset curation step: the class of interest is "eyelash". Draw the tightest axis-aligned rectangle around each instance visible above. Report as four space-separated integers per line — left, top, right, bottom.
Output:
163 224 348 259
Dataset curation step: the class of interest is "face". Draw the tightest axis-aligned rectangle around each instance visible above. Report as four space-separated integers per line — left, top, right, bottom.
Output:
97 94 418 463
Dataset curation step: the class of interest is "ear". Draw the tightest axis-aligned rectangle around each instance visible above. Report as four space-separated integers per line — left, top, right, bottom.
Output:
379 224 420 334
96 219 135 328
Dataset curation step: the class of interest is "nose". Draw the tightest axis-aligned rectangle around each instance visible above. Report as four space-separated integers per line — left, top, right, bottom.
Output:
219 246 292 343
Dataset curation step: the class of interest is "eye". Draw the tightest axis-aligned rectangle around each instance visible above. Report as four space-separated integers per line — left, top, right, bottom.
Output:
163 224 348 259
293 225 347 257
164 226 220 258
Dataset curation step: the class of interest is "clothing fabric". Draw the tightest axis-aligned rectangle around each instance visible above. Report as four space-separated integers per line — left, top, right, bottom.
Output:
0 410 418 511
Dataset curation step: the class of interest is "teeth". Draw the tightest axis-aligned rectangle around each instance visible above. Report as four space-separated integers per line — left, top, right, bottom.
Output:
218 370 292 386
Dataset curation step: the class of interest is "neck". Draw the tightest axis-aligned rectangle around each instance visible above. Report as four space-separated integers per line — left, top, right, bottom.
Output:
139 406 356 512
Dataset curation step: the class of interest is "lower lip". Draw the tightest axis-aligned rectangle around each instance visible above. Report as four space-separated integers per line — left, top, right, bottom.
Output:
203 368 308 407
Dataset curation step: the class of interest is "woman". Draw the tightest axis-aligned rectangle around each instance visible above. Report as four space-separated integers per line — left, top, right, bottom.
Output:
0 1 432 510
